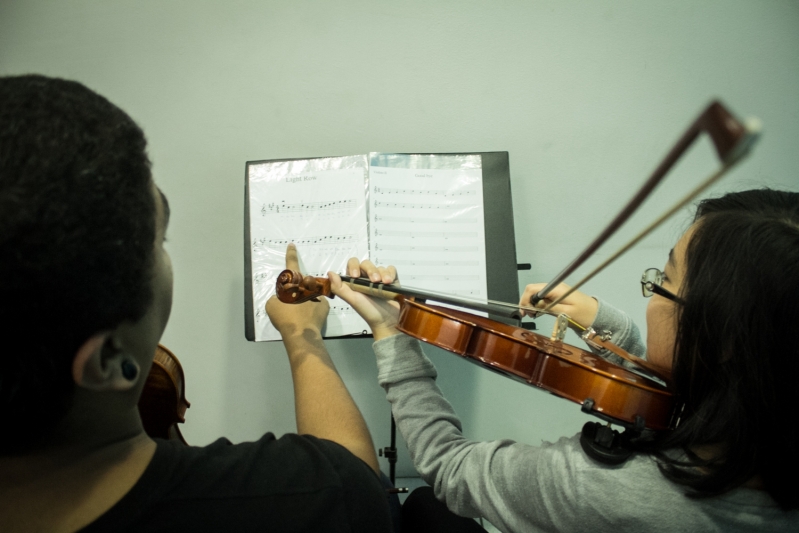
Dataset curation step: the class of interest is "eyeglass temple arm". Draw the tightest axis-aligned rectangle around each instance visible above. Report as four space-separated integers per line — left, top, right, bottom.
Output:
531 101 760 308
645 280 684 304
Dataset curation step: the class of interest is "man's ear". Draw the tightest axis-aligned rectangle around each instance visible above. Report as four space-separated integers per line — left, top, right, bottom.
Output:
72 332 140 391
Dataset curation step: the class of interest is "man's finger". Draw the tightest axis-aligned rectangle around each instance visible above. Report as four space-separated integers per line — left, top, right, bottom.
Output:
285 243 300 271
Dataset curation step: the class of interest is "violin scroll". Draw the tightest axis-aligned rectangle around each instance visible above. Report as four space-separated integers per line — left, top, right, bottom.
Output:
276 269 334 304
138 344 190 444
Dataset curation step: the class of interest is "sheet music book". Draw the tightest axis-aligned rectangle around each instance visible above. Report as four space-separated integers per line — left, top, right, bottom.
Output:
244 152 518 342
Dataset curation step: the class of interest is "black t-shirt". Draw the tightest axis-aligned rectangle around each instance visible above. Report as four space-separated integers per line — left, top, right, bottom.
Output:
80 432 391 532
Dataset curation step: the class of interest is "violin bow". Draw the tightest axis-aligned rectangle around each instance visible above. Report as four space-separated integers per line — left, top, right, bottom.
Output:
533 101 762 312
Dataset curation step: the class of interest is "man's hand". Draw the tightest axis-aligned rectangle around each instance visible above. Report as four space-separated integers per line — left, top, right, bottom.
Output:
266 296 329 338
266 243 330 338
519 282 598 329
330 258 402 341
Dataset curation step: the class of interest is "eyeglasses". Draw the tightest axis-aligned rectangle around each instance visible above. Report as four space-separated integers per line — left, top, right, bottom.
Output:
641 268 685 305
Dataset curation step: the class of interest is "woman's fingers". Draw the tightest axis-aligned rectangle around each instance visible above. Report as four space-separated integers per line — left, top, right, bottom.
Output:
518 282 597 327
358 259 381 282
519 282 576 317
343 257 397 285
519 283 547 316
376 264 397 284
347 257 361 277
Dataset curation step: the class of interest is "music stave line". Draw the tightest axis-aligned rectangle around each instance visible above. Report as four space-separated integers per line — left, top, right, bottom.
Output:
374 201 474 210
404 274 480 281
262 199 356 215
374 186 477 197
375 229 477 239
374 243 479 252
450 289 482 297
374 259 479 267
375 215 478 224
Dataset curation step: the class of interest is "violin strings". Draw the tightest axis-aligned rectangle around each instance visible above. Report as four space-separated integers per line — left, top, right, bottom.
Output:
340 275 586 329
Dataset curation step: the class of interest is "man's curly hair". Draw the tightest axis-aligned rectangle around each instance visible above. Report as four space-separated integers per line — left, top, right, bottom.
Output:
0 75 156 454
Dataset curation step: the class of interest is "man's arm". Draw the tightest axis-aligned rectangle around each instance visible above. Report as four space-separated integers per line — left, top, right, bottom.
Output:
266 245 379 473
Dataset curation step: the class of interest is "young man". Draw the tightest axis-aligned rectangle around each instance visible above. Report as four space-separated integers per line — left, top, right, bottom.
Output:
0 75 390 532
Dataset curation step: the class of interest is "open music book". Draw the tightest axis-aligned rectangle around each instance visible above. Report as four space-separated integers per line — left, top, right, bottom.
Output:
244 152 517 342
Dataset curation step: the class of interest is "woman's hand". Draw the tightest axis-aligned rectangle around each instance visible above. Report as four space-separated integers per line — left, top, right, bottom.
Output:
329 258 401 341
519 282 598 329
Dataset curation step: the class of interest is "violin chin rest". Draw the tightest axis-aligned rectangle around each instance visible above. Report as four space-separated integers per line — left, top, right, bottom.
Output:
579 421 635 466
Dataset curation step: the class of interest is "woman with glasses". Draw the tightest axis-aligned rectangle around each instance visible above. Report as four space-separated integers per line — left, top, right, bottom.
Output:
306 187 798 532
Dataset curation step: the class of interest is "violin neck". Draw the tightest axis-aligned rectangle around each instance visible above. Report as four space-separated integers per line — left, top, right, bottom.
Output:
338 275 522 320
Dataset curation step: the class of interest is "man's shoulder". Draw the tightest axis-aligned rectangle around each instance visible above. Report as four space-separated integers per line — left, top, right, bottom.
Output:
81 433 390 532
154 432 374 495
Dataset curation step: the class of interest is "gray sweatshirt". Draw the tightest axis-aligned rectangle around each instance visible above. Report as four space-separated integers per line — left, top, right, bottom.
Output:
374 301 796 532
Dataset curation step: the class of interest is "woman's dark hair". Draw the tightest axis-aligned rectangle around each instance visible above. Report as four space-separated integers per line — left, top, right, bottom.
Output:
0 75 156 454
652 188 799 510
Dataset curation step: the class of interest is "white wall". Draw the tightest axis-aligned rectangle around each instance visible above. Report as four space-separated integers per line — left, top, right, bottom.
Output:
2 0 797 477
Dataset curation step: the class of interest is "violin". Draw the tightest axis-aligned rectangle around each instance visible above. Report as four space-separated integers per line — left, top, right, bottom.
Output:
277 271 675 431
137 344 190 444
275 100 761 433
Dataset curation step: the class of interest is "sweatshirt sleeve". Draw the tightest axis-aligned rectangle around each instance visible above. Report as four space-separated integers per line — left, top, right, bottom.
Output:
588 298 647 363
373 334 586 532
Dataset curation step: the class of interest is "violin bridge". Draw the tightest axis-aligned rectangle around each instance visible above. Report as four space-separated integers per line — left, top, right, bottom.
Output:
581 327 613 350
550 313 570 342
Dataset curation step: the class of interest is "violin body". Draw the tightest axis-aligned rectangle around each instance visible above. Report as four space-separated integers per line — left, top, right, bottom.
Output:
398 300 674 431
137 344 190 444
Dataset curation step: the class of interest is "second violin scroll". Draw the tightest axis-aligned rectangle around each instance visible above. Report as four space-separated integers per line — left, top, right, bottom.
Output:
137 344 190 445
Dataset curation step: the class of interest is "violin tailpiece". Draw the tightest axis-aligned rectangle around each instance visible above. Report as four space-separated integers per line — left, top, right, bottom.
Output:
582 328 672 384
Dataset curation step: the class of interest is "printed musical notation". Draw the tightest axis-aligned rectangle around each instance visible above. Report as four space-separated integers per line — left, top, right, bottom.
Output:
368 161 487 309
248 160 370 340
254 300 355 320
374 259 479 267
450 289 481 297
374 243 479 253
375 215 478 224
252 234 356 248
374 186 477 197
374 201 471 210
329 304 355 316
262 199 356 215
374 229 477 239
404 274 480 282
255 303 352 321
